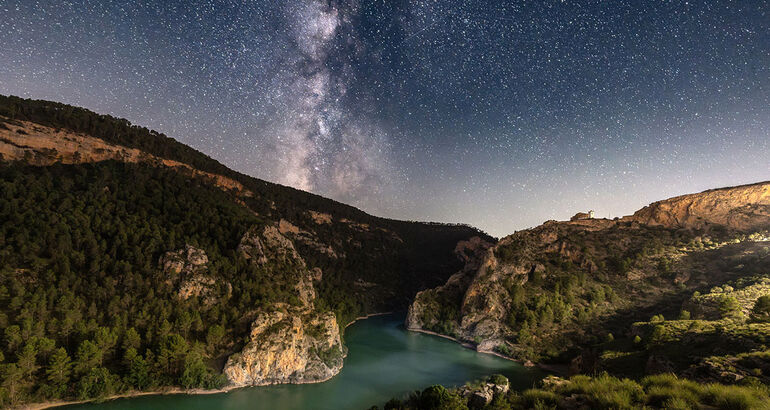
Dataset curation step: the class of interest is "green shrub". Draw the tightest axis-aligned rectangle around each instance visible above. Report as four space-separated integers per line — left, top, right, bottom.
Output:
644 385 699 408
701 384 769 410
751 295 770 322
662 396 694 410
417 385 467 410
521 389 560 407
719 295 742 318
489 374 509 386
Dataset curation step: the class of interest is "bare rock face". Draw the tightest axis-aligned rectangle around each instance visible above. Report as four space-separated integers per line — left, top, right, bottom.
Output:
275 219 340 259
237 226 268 264
223 308 344 387
160 245 209 273
629 181 770 231
405 236 493 331
457 376 510 408
159 245 221 303
237 225 306 267
308 210 332 224
225 224 344 387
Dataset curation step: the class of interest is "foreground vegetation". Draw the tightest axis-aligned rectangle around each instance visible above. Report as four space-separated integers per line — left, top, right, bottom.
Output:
375 373 770 410
598 272 770 383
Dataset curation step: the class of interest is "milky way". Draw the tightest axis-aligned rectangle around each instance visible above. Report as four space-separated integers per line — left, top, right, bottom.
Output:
1 1 768 236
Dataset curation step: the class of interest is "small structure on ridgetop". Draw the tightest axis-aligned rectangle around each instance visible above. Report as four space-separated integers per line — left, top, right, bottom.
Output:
571 210 595 221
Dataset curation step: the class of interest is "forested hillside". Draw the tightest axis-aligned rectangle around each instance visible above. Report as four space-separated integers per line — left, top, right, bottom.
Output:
400 183 770 409
0 96 491 407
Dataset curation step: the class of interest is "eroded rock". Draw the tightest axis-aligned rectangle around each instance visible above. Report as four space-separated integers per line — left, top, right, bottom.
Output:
159 245 221 304
223 308 344 387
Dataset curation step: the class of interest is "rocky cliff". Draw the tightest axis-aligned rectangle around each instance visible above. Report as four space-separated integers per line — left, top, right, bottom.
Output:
223 224 344 387
406 182 770 361
223 308 343 386
406 236 493 332
628 182 770 230
159 245 227 304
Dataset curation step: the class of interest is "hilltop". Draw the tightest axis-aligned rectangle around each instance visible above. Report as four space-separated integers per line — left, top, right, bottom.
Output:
407 181 770 374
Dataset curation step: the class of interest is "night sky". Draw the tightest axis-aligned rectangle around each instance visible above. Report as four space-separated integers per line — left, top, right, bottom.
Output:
1 0 768 237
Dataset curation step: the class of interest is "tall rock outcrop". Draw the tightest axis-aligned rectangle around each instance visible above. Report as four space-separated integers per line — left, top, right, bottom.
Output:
223 308 343 386
224 223 344 387
406 236 493 332
159 245 226 304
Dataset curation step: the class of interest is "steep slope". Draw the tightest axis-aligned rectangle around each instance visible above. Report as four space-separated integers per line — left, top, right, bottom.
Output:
0 95 491 407
0 95 493 317
630 182 770 230
407 182 770 369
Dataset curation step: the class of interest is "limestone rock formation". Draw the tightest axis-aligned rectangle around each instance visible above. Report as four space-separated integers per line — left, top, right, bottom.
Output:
226 223 344 387
308 210 333 224
457 376 510 408
406 236 493 331
223 308 344 387
159 245 223 303
628 181 770 231
237 226 269 264
237 224 306 267
278 218 340 259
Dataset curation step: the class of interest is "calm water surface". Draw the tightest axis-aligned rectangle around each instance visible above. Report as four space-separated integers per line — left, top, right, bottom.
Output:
67 315 544 410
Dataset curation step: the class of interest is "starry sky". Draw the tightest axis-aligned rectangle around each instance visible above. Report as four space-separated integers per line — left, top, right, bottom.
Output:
1 0 769 237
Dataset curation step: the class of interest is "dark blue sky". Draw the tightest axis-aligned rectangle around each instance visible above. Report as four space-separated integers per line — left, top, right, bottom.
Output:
1 0 768 236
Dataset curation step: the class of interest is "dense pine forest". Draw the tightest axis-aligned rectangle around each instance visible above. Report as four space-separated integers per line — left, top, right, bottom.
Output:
0 96 491 406
0 162 269 403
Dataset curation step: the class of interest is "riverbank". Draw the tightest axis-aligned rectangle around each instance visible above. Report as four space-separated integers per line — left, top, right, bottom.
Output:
26 314 543 410
20 386 238 410
22 312 394 410
405 327 567 376
345 311 394 328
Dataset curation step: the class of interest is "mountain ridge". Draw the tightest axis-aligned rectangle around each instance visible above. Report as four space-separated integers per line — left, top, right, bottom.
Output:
407 180 770 370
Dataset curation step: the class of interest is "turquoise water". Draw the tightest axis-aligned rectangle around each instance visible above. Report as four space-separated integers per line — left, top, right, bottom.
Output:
66 315 544 410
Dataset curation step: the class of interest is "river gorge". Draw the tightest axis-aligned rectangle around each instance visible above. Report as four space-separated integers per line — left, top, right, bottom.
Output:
63 315 544 410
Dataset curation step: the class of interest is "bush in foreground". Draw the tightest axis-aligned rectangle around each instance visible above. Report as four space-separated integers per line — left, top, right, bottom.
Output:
373 373 770 410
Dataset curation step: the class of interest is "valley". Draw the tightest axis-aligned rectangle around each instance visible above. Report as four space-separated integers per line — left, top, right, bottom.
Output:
1 96 769 410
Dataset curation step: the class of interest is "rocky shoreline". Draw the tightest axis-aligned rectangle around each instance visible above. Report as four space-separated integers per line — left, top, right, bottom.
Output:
344 311 394 328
